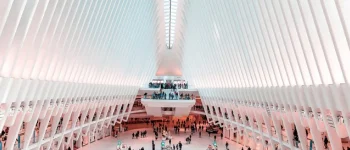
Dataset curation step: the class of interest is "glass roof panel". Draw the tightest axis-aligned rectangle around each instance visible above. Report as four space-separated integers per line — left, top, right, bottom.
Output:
164 0 178 49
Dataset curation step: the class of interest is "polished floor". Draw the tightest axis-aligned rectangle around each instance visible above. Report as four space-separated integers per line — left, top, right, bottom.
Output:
79 128 244 150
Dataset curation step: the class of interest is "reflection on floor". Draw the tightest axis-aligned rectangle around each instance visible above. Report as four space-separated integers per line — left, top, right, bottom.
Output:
79 128 243 150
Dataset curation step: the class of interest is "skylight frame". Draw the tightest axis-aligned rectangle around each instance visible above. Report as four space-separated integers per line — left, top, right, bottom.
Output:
164 0 178 49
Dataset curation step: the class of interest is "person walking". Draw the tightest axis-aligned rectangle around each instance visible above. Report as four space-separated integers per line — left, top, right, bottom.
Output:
226 142 229 149
173 144 175 150
324 136 329 149
179 141 182 150
221 133 223 139
199 131 201 138
214 135 217 141
169 139 172 145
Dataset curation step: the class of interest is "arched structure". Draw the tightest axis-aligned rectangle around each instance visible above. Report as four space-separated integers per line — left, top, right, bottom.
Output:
1 0 350 150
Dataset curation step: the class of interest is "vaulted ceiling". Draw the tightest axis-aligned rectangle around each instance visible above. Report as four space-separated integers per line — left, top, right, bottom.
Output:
181 0 350 97
0 0 163 103
1 0 350 100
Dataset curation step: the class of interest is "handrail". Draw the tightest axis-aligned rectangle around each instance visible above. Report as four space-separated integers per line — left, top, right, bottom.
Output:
141 97 195 101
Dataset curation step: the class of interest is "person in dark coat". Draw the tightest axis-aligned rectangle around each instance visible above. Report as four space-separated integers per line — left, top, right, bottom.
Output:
179 141 182 150
324 136 329 149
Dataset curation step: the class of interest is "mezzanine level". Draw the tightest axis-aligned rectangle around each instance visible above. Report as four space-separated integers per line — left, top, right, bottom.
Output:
141 99 195 117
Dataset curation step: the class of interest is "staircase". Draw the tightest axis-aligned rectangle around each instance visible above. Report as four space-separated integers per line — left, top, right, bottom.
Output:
326 115 335 128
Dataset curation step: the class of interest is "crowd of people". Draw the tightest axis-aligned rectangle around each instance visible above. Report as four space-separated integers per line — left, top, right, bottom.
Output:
143 91 195 100
149 118 210 150
131 130 147 139
180 93 194 100
144 91 180 100
119 117 243 150
148 82 189 89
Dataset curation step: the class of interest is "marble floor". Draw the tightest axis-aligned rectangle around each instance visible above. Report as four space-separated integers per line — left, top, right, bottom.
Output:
78 128 244 150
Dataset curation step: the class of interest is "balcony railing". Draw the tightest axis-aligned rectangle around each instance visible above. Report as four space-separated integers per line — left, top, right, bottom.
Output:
142 95 194 100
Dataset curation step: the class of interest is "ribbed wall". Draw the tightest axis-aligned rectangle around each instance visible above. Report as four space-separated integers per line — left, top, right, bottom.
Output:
181 0 350 150
183 0 350 88
1 0 350 150
0 0 160 149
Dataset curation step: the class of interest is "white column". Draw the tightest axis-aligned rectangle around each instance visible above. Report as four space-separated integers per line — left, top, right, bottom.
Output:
308 119 325 150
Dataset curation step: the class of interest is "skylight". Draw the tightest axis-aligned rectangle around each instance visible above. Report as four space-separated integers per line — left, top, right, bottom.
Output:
164 0 178 49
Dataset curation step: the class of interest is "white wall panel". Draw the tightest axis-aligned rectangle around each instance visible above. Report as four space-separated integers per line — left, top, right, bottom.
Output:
0 0 160 149
182 0 350 149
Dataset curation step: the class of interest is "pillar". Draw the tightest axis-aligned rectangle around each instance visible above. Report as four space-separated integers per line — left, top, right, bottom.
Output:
293 114 308 150
308 119 324 150
5 112 24 150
